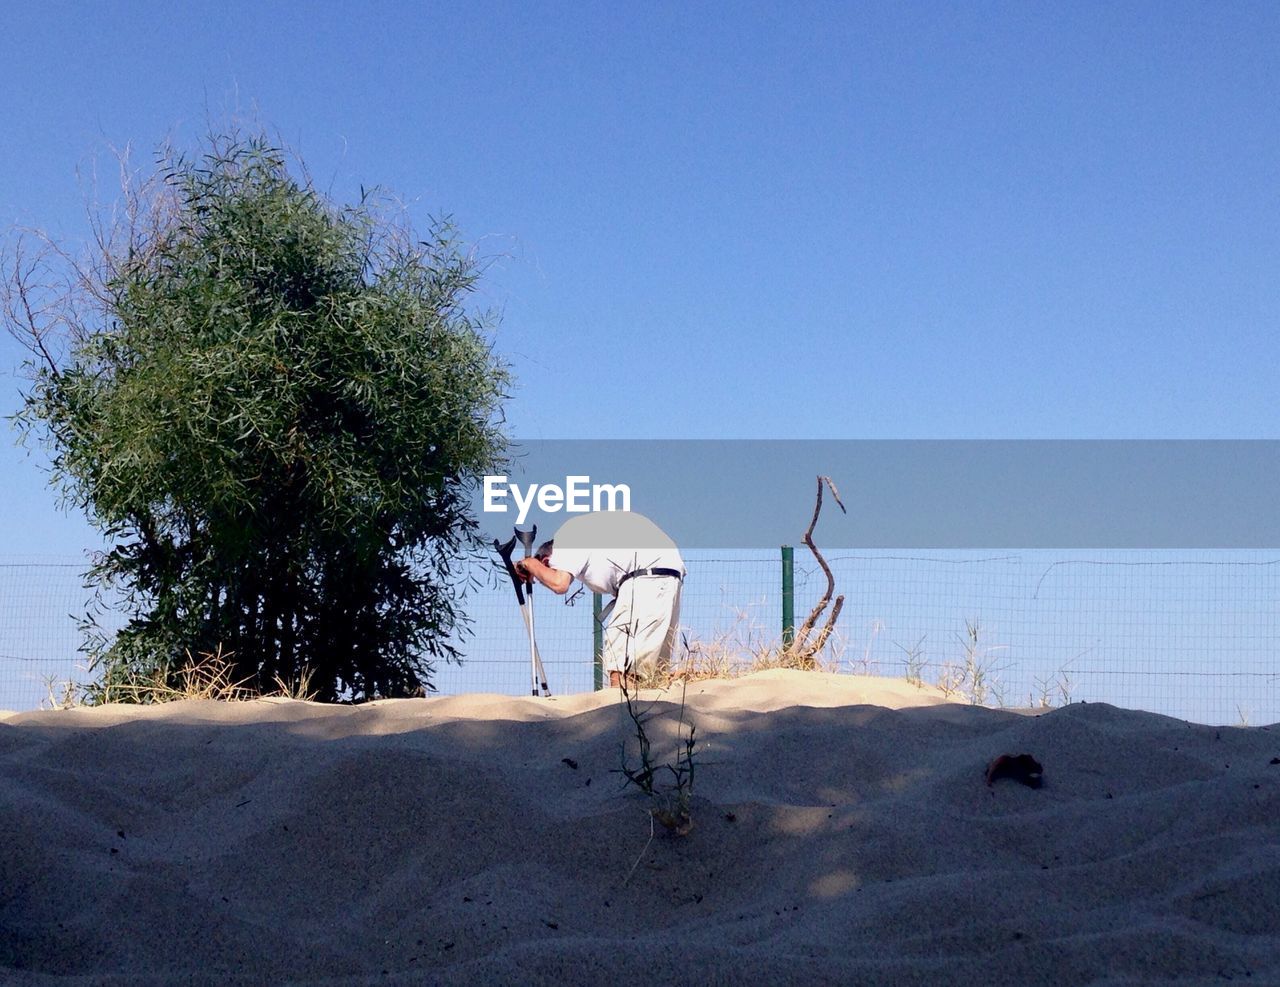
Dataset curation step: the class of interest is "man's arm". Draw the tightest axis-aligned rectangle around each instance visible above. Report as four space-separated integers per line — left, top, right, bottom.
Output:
514 557 573 595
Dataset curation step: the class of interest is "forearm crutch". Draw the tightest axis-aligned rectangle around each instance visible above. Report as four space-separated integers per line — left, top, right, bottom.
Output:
494 525 552 697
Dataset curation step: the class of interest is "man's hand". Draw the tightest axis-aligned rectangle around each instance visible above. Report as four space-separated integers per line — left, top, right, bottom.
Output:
515 555 573 595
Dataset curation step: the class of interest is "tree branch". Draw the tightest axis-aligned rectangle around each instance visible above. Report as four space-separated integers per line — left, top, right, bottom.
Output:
788 475 847 666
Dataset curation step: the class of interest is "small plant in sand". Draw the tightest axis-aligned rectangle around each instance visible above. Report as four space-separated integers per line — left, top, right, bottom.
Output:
616 662 698 838
935 659 964 699
1032 666 1075 709
616 674 699 887
896 635 928 689
960 620 991 705
1057 667 1074 706
42 674 86 710
934 620 1009 706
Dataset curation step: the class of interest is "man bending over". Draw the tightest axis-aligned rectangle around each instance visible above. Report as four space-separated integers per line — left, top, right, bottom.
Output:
515 510 684 690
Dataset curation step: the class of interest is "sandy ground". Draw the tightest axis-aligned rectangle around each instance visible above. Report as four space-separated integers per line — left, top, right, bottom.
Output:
2 669 1278 985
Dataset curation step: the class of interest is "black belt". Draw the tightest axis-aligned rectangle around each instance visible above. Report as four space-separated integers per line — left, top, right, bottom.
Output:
617 567 683 589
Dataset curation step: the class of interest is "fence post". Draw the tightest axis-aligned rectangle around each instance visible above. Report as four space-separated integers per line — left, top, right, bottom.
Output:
781 545 795 648
592 592 604 690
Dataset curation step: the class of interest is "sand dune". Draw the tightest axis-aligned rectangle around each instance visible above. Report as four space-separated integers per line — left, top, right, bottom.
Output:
2 670 1278 984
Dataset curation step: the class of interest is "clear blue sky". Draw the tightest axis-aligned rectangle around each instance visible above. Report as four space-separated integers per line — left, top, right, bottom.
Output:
2 2 1278 556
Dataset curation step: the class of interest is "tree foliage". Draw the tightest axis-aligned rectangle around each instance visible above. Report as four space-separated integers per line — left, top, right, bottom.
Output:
3 132 510 701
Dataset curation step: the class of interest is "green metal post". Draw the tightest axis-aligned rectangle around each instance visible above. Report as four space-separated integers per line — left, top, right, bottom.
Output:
592 592 604 690
781 545 795 648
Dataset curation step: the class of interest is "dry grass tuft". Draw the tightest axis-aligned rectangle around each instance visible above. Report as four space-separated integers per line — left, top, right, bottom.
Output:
42 649 325 707
650 607 846 687
271 665 318 701
98 647 257 703
41 674 86 710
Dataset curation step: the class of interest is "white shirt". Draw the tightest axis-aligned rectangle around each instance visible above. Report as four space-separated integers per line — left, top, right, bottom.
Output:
550 511 685 597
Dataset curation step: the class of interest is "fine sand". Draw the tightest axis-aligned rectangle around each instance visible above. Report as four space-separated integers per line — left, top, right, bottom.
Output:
2 669 1278 984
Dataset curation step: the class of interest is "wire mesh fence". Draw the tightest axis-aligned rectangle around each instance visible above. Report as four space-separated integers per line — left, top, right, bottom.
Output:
2 550 1277 725
812 552 1279 726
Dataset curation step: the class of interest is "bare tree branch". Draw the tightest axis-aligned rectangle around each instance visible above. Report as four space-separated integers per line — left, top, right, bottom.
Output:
3 233 66 377
2 141 181 385
788 474 848 666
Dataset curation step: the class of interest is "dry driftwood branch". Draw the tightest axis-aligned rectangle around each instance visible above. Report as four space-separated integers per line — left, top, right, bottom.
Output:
788 475 847 666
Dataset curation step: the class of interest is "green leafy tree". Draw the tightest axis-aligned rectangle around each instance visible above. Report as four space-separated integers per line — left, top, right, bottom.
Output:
3 132 510 701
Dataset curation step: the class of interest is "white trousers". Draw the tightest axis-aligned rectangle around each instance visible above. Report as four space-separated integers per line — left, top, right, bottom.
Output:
602 575 682 678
